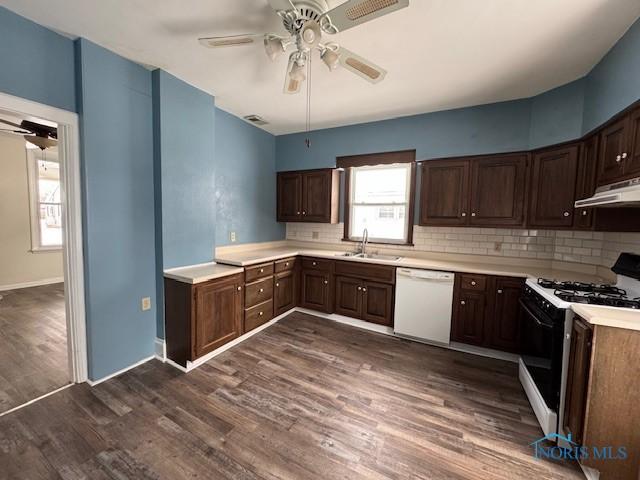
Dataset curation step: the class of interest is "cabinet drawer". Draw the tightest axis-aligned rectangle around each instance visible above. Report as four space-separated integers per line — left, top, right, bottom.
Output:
245 276 274 308
245 262 274 283
244 300 274 333
335 260 395 284
459 274 487 291
275 257 297 273
301 257 333 272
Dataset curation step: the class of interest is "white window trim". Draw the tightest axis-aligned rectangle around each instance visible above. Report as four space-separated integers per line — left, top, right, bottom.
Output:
26 148 63 252
348 163 412 244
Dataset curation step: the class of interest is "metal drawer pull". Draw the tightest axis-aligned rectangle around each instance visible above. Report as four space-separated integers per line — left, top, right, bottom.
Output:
275 283 280 287
260 268 264 273
563 212 570 217
616 155 622 163
582 210 588 216
259 311 263 316
460 300 466 305
461 212 467 217
237 286 242 291
357 286 362 290
622 152 628 159
471 281 476 286
312 261 317 266
471 212 476 217
323 280 328 285
297 211 301 215
362 288 367 292
285 262 289 267
259 288 264 293
302 211 306 215
497 289 503 294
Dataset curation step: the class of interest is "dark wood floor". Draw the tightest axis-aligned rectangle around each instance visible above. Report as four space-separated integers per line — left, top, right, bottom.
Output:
0 312 582 479
0 283 69 414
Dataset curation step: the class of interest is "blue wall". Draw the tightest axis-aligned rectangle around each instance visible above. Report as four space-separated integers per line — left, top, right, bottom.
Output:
583 18 640 133
76 39 157 380
152 70 216 338
215 108 284 246
0 6 76 112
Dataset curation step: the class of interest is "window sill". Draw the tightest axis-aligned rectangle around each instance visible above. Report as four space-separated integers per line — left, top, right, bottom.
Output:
341 238 414 247
30 247 63 254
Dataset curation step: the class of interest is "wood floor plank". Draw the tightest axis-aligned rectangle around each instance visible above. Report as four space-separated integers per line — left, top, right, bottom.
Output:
0 312 584 479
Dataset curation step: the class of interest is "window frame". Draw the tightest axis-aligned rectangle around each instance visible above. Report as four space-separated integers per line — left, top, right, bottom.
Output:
26 148 63 252
342 161 416 246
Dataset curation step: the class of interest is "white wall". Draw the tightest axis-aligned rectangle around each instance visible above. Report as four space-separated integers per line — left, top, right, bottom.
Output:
0 133 63 289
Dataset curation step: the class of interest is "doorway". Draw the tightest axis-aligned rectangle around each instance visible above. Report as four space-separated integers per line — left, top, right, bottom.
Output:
0 92 87 416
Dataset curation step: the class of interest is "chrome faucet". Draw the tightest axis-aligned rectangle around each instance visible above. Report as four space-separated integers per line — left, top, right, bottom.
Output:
360 228 369 256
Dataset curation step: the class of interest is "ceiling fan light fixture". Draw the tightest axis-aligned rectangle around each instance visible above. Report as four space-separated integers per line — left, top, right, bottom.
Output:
321 47 340 71
289 60 307 82
264 35 286 61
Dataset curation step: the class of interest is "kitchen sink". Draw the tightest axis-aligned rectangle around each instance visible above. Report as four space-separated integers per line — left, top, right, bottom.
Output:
335 252 403 261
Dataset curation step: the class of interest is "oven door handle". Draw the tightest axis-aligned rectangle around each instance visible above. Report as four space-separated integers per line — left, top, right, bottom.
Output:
519 298 554 330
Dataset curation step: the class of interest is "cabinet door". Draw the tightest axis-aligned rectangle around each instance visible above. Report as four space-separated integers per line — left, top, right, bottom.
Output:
274 270 296 316
194 278 242 359
362 281 394 326
451 291 486 346
598 117 628 186
277 172 302 222
563 317 593 446
626 107 640 178
419 160 470 226
488 277 524 353
300 269 332 313
469 154 527 226
574 136 599 229
334 276 362 318
529 145 579 228
302 170 332 222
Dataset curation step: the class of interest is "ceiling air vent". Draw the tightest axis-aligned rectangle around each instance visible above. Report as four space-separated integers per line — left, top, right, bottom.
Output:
243 115 268 126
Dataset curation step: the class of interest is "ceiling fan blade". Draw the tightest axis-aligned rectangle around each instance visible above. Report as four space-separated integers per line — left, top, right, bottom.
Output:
198 34 263 48
0 118 25 130
268 0 295 13
338 47 386 83
0 128 30 134
322 0 409 33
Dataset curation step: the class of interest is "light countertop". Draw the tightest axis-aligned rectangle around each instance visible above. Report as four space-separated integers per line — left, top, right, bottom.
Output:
572 304 640 331
164 262 244 284
214 246 605 284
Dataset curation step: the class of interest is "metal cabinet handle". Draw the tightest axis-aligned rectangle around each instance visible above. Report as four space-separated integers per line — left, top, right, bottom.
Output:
260 268 264 273
461 212 467 217
471 281 476 286
259 311 264 316
497 289 503 294
362 288 367 292
302 211 306 215
275 283 280 287
259 288 264 293
285 262 289 267
237 286 242 291
616 155 622 163
297 211 301 215
460 300 466 305
563 212 570 217
323 280 328 285
622 152 628 159
357 286 362 291
312 261 317 266
471 212 476 217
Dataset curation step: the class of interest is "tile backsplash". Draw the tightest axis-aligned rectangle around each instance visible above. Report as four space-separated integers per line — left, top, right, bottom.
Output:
286 223 640 269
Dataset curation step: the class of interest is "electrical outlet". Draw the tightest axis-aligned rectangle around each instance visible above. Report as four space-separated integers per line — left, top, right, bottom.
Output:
494 241 503 252
230 231 236 243
312 231 319 239
141 297 151 311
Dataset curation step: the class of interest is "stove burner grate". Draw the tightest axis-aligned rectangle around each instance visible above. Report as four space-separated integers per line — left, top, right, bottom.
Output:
538 278 626 296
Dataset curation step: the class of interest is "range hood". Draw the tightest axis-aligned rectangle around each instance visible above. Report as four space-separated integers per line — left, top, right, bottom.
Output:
575 177 640 208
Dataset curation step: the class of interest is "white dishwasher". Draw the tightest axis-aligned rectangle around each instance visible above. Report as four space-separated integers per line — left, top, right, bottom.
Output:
394 268 455 345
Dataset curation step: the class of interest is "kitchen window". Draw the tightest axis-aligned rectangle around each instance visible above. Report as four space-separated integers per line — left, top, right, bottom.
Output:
27 149 63 251
344 162 415 245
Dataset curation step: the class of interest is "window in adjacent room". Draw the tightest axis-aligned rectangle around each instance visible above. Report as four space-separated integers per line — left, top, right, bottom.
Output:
27 148 63 251
345 162 414 244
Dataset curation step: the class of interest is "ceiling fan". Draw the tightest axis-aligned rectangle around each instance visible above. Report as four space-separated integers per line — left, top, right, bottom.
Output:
0 118 57 150
198 0 409 94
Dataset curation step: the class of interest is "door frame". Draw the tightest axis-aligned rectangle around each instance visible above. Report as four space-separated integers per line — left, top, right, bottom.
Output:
0 91 88 383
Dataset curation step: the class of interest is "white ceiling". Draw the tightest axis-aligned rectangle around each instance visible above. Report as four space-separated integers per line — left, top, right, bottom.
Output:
2 0 639 135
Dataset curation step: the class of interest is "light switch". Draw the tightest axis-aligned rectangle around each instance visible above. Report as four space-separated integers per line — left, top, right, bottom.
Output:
230 231 237 242
141 297 151 311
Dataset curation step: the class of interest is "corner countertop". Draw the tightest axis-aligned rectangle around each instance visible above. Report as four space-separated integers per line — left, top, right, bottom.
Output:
572 304 640 331
214 246 605 284
164 262 244 284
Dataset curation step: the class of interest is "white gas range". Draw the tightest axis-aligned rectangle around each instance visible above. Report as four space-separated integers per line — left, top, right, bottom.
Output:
518 253 640 443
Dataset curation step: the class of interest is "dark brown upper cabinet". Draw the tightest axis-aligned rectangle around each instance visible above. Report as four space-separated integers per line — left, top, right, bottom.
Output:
419 153 527 228
468 154 527 226
574 136 599 229
529 145 579 228
419 159 470 226
277 169 339 223
627 107 640 178
597 107 640 186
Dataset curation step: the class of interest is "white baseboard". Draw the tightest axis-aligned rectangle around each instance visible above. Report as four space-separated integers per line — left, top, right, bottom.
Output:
87 355 155 386
0 276 64 292
154 337 166 362
448 341 519 363
294 307 395 335
579 463 600 480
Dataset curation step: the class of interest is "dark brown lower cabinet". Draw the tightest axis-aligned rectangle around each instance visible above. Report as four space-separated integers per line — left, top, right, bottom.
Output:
563 316 593 446
300 260 333 313
274 269 296 316
335 275 362 318
451 273 524 352
164 273 243 367
361 281 394 326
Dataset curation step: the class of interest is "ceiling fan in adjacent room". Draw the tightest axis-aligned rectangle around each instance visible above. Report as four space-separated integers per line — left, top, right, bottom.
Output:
0 118 58 150
198 0 409 94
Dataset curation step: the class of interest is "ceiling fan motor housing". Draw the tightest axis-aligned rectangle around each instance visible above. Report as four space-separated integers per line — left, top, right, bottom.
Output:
282 0 328 34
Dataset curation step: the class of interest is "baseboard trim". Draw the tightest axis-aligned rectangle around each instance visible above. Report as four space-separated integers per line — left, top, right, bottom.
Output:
87 355 155 386
0 277 64 292
579 462 600 480
448 341 519 363
154 337 166 362
294 307 395 335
